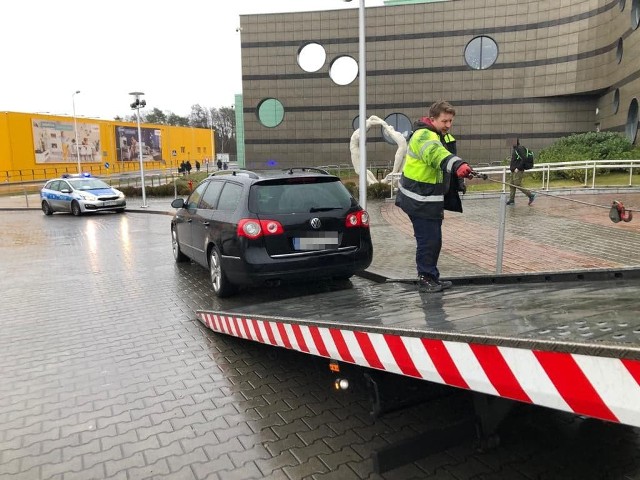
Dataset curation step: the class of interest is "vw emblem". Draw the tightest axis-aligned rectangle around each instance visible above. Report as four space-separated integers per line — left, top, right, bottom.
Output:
310 218 322 229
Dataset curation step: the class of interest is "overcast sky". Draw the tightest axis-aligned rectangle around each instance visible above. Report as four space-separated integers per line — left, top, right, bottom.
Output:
2 0 384 120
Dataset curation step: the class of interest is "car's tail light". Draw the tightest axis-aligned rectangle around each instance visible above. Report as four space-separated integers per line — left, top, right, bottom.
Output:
237 219 284 238
345 210 370 228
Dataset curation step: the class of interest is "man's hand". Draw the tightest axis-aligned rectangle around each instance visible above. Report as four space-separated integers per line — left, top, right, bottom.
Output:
456 163 473 178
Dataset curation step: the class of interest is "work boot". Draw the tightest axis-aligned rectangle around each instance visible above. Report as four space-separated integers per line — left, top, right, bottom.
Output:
528 193 537 205
438 279 453 290
418 276 443 293
506 199 515 205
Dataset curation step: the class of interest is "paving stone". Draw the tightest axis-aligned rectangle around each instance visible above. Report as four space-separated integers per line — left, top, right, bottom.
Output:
126 458 171 480
143 439 184 465
255 451 298 477
282 457 330 479
312 463 362 480
190 454 235 478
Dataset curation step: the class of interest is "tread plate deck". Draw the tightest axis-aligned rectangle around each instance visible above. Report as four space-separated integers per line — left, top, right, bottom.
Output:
202 275 640 360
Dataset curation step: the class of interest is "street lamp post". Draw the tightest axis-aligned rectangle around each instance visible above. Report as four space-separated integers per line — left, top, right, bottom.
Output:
345 0 367 210
72 90 81 173
209 110 215 174
129 92 148 208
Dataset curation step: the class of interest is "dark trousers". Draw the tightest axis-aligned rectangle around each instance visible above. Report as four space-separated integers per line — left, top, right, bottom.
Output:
408 215 442 280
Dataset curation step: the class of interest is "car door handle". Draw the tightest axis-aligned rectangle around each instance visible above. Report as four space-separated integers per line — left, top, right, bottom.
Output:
201 221 210 226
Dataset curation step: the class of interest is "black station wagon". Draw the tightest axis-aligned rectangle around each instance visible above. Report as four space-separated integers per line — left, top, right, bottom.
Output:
170 168 373 297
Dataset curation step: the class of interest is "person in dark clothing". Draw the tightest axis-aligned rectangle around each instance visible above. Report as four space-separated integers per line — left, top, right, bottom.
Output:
195 160 201 172
217 159 223 170
507 139 536 206
395 101 475 293
185 161 192 174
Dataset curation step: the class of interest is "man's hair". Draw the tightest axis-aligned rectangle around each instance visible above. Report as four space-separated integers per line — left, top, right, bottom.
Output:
429 101 456 118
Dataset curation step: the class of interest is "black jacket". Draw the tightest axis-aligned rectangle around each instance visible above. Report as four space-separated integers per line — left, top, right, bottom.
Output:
510 145 527 172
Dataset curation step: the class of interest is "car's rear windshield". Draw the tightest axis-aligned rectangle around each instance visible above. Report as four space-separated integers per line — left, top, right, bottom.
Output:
249 177 355 214
69 179 111 190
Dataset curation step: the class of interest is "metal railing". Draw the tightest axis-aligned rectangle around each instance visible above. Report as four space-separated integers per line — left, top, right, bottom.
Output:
385 159 640 195
474 159 640 191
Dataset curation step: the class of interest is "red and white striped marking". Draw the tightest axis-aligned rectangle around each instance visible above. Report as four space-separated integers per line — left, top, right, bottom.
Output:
198 312 640 428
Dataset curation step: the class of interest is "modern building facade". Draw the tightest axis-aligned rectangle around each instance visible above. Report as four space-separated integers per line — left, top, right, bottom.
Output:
238 0 640 170
0 111 214 181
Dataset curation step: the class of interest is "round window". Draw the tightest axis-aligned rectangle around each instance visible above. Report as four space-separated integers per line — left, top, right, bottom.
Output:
382 113 412 144
352 116 361 131
297 42 326 73
257 98 285 128
613 89 621 114
464 36 499 70
617 38 624 63
625 98 639 143
632 0 640 29
329 56 358 85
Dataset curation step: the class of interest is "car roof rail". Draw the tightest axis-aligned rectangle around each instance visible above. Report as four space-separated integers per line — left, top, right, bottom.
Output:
283 167 330 175
208 169 259 179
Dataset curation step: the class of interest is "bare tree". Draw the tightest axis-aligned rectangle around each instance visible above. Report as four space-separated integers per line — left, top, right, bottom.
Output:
189 104 209 129
145 108 168 125
166 112 190 126
210 106 236 153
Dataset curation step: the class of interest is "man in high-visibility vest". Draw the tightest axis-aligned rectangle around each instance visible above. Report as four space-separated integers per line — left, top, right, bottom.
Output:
395 101 474 293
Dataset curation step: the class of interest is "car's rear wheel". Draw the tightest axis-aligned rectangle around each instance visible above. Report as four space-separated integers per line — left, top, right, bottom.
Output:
70 201 82 216
41 201 53 216
171 226 188 263
209 246 235 297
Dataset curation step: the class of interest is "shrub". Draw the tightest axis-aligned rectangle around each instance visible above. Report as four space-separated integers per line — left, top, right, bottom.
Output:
342 181 392 201
537 132 637 181
367 182 392 199
344 181 357 197
120 182 191 197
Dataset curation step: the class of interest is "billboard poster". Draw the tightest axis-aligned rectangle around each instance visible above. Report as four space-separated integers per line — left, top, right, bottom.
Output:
32 119 100 164
115 126 162 162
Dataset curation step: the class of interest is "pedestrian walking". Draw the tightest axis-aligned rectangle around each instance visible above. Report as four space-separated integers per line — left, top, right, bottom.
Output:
395 101 475 293
507 139 536 206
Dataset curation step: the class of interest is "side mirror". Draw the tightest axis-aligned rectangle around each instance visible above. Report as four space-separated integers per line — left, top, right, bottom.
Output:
171 198 185 209
60 189 70 194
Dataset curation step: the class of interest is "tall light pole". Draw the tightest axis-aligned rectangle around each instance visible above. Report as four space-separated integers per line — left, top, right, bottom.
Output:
345 0 367 210
129 92 148 208
209 109 215 172
72 90 81 173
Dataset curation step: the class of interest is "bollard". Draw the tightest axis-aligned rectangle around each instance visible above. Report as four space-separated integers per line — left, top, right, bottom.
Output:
495 192 507 274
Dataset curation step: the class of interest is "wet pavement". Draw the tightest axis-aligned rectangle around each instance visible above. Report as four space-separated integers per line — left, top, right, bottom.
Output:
1 192 640 479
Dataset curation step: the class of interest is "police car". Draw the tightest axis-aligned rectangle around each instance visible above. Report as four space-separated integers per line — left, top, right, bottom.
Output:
40 173 126 216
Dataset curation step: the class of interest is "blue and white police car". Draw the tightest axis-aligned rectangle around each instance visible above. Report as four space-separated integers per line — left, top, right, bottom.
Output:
40 173 126 216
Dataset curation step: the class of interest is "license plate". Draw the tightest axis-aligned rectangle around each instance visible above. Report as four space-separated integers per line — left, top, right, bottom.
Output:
104 201 117 206
293 233 339 250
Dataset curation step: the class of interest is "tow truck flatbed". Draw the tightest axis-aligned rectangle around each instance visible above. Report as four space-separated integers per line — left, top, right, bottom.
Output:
198 268 640 430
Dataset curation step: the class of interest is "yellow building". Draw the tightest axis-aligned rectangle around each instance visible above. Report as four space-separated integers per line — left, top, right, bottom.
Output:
0 111 214 181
